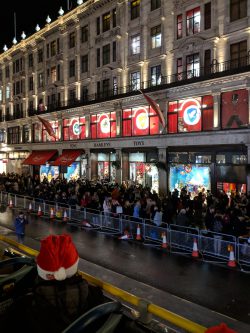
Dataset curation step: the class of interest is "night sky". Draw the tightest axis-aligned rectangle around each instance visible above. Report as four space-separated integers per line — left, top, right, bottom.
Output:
0 0 79 49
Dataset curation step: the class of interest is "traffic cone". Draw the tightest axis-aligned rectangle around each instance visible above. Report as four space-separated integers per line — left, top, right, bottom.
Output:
82 220 92 227
9 199 13 208
136 224 142 240
37 205 42 216
192 238 199 258
161 232 168 248
227 245 236 268
28 202 32 213
50 207 55 219
119 230 131 240
63 210 68 222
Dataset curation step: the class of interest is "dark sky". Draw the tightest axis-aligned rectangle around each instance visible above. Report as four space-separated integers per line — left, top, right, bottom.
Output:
0 0 78 48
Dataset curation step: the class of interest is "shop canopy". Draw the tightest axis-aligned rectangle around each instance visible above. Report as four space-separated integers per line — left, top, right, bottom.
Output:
22 150 57 165
51 149 83 166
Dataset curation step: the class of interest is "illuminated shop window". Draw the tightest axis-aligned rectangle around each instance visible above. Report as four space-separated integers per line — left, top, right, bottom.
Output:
186 7 200 35
131 35 140 55
63 117 86 141
90 112 117 139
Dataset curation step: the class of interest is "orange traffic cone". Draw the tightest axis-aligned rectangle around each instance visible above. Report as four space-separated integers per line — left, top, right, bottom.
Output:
28 202 32 213
192 238 199 258
37 205 42 216
119 230 131 240
63 210 68 222
227 245 236 268
82 220 92 227
50 207 55 219
9 199 13 208
161 232 167 248
136 224 142 240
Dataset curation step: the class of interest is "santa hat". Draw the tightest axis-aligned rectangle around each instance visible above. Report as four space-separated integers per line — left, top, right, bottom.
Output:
37 234 79 281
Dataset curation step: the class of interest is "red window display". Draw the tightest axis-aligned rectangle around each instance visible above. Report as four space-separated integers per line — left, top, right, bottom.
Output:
221 89 248 129
41 120 58 142
168 96 214 133
122 106 159 136
63 117 86 141
91 112 116 139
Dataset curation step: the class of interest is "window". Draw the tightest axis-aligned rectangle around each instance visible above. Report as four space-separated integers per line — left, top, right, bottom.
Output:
0 88 2 102
57 38 60 54
102 79 110 97
230 40 247 68
81 55 88 73
38 73 44 88
69 60 75 78
8 127 20 144
130 72 141 91
103 44 110 65
81 25 88 43
150 65 161 86
69 89 76 103
51 67 57 83
177 58 183 80
96 17 100 35
204 49 211 75
230 0 247 21
29 76 34 91
113 77 118 95
151 0 161 11
186 7 200 35
168 95 214 133
23 125 30 143
51 41 56 56
28 54 33 67
131 35 140 55
177 14 182 39
5 66 9 78
38 49 43 63
186 53 200 78
57 65 61 81
82 86 88 101
0 129 5 143
103 12 111 32
69 32 76 48
90 112 117 139
112 41 116 62
112 8 117 28
131 0 140 20
63 117 86 141
97 48 101 67
47 44 49 58
151 25 161 49
6 86 10 99
204 2 211 30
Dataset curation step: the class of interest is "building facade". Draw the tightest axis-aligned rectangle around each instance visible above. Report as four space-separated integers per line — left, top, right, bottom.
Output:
0 0 250 196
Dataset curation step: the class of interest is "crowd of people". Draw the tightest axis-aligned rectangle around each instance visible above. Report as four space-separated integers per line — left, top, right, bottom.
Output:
1 172 250 238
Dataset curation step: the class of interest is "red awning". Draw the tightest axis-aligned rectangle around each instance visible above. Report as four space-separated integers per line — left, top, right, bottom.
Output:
22 150 57 165
52 150 83 166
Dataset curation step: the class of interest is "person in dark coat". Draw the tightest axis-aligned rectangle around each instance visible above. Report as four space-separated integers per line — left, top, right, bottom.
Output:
2 234 104 333
14 211 28 243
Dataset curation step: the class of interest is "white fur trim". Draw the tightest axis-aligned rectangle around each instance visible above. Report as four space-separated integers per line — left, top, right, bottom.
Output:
37 258 79 281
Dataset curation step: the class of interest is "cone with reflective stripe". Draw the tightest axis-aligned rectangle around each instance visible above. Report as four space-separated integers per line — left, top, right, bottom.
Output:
63 210 68 222
192 238 199 258
50 207 55 219
136 224 142 240
82 220 92 227
205 322 237 333
28 202 32 213
161 232 167 248
119 230 131 240
227 245 236 268
9 199 13 208
37 205 42 216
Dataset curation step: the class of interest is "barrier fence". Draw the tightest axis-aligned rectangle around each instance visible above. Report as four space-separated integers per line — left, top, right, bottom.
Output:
1 192 250 269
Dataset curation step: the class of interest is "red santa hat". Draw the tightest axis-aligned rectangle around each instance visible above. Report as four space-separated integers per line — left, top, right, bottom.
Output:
36 234 79 281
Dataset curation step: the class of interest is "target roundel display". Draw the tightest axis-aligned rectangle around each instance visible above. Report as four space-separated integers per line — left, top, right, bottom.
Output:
181 98 201 126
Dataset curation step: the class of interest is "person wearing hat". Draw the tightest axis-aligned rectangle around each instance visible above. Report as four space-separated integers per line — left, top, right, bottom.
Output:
2 234 104 332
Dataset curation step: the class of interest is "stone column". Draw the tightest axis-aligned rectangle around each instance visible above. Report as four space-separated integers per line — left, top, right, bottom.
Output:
90 151 98 181
212 92 221 129
157 147 167 195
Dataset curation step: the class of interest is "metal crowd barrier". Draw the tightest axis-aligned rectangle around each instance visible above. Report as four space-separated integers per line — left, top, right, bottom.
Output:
1 192 250 268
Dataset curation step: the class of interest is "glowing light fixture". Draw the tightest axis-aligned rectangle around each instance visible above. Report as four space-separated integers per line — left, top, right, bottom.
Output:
12 37 17 45
21 31 26 40
35 24 40 31
58 7 64 16
46 15 51 24
3 45 8 52
77 0 83 4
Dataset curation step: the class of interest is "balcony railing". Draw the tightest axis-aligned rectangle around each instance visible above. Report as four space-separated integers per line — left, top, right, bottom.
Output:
4 55 250 121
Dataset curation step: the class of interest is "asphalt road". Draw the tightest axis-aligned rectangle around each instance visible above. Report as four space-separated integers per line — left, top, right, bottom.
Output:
1 208 250 328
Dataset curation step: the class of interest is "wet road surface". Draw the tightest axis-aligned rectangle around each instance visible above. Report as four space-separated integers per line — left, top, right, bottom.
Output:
0 208 250 329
